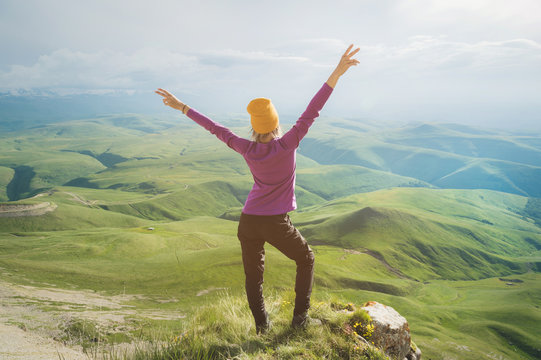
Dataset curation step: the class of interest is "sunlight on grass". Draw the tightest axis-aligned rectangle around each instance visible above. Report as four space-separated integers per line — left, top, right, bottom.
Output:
98 291 390 360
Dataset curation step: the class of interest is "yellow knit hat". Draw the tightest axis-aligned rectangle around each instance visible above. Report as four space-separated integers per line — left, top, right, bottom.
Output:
247 98 279 134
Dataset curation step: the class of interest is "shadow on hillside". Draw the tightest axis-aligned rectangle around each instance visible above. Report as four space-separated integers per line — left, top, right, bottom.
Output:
6 165 35 201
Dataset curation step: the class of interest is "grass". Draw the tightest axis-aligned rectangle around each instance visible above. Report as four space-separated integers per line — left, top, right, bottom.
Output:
87 292 391 360
321 273 541 360
9 186 538 297
47 277 541 360
3 112 540 203
1 114 541 359
297 164 430 200
299 121 541 197
0 165 14 201
294 189 540 282
1 206 539 359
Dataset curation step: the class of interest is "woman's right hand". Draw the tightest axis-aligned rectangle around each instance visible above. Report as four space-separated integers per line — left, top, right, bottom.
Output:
155 88 190 114
326 44 360 88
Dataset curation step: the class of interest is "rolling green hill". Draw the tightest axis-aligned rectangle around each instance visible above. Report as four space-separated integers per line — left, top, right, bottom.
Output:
296 164 430 200
299 119 541 197
1 186 540 359
1 114 540 359
2 114 540 200
385 123 541 167
296 189 540 281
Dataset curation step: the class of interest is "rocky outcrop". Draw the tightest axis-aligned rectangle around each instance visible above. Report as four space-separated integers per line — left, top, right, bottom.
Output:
361 301 420 360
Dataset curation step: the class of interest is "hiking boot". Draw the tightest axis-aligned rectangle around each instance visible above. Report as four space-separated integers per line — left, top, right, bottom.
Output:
291 312 322 329
291 312 308 329
256 312 271 335
256 319 271 335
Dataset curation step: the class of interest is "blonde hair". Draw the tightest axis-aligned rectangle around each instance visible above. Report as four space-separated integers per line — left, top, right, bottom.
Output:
251 126 282 143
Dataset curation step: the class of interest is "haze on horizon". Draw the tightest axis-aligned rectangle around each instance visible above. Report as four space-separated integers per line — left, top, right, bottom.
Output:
0 0 540 130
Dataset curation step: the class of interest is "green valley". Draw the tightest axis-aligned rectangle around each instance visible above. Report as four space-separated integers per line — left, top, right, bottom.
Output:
1 114 540 359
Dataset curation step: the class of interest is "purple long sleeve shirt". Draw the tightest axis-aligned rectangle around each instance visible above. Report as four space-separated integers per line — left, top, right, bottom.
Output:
186 82 333 215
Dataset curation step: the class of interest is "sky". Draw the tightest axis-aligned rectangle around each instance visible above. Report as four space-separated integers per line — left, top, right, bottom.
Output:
0 0 540 129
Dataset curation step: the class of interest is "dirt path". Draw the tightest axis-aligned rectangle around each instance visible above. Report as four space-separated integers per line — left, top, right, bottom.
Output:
0 278 184 359
0 323 87 360
63 192 97 206
0 280 87 359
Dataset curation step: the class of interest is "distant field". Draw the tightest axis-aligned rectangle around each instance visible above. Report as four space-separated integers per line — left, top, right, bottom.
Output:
1 114 540 359
1 186 540 358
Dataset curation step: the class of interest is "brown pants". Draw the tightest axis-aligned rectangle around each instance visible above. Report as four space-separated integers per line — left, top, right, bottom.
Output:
237 212 315 326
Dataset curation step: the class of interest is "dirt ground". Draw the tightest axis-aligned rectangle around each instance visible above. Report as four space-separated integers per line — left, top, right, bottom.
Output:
0 276 185 360
0 279 87 359
0 323 87 360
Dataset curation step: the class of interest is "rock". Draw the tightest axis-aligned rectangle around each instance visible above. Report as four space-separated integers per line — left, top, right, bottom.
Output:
361 301 411 360
415 346 422 360
406 341 422 360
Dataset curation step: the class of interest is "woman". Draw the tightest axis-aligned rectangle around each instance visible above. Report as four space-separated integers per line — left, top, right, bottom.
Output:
156 44 360 334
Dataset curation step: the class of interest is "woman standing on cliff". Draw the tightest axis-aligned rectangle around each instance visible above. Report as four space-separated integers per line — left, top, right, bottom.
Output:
156 44 359 334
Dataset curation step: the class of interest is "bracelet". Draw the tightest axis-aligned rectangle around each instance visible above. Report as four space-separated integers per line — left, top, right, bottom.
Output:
182 104 186 114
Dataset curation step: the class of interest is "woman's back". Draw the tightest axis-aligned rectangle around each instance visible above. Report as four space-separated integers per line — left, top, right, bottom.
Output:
184 83 333 215
242 138 298 215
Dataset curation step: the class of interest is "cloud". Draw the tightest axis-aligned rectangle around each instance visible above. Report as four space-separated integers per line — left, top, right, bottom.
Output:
0 1 539 129
2 36 539 86
395 0 541 29
1 36 539 118
0 47 315 96
0 48 201 94
353 36 541 74
197 49 309 67
337 36 541 110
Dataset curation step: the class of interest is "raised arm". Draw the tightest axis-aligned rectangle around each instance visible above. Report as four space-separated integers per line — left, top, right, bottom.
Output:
280 44 360 148
155 88 250 154
326 44 360 89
